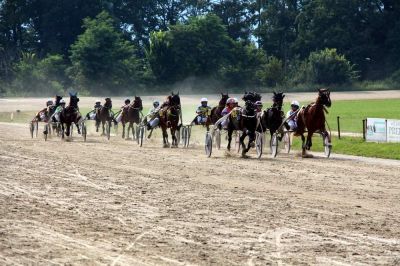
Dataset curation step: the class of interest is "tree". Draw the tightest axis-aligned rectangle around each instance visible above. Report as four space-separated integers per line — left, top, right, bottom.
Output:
69 11 140 94
295 48 357 85
147 14 233 83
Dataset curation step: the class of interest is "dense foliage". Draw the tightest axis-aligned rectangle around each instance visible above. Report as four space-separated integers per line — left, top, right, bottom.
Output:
1 0 399 95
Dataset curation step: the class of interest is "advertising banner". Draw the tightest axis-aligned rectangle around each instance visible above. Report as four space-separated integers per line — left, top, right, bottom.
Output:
366 118 386 142
386 119 400 143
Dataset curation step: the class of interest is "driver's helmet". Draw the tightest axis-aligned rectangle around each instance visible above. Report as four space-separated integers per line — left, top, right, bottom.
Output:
95 100 101 104
233 98 239 104
226 98 236 105
200 97 208 103
60 99 66 105
255 101 263 107
153 101 160 108
291 100 300 108
46 99 53 106
124 99 131 105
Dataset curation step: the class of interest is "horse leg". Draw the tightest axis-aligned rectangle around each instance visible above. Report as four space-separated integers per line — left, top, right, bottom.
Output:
122 122 125 139
227 128 233 151
162 127 169 148
61 123 65 139
240 131 248 157
301 134 306 156
95 119 100 132
306 131 314 150
171 127 177 147
101 120 105 136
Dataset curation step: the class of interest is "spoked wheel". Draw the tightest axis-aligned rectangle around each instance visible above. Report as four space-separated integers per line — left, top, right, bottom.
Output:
270 133 279 158
186 126 191 147
181 127 187 146
135 124 140 144
106 120 111 140
82 123 87 142
29 122 35 138
322 134 332 158
235 131 242 153
205 131 213 157
35 121 39 138
215 129 221 150
283 131 291 153
255 132 263 159
139 125 145 147
43 124 48 141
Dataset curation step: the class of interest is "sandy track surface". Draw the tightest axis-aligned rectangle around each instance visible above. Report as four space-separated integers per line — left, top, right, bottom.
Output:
0 123 399 265
1 90 400 112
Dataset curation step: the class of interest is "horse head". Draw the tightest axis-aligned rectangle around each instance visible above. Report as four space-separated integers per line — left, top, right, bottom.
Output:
104 97 112 108
272 91 285 110
55 95 63 105
170 93 181 107
68 92 79 108
133 96 143 109
244 100 257 115
243 91 261 103
219 93 229 106
318 88 331 107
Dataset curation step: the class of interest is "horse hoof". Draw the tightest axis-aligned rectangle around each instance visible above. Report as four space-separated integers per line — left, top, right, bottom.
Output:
250 142 255 148
163 144 169 148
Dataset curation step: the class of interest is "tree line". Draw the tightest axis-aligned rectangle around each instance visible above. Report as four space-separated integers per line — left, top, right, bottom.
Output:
1 0 399 96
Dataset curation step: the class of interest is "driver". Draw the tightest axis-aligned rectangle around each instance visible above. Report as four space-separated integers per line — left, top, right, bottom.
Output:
146 101 161 130
193 98 211 125
54 99 66 122
286 100 300 130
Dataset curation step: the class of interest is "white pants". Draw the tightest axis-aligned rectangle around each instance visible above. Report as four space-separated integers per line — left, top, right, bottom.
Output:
197 116 207 124
288 120 297 130
149 117 159 128
54 113 60 122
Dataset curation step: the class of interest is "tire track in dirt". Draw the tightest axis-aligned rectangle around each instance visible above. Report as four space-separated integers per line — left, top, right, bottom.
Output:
0 123 399 265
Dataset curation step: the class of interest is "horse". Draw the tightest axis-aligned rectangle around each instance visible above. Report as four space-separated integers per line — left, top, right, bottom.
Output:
226 100 258 157
121 96 143 139
209 93 229 124
159 92 182 147
259 92 285 139
242 91 261 104
294 88 332 156
95 97 113 135
60 92 82 139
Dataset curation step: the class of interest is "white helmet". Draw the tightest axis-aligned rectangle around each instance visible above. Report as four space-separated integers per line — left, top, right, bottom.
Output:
226 98 235 104
60 99 66 104
200 97 208 102
95 99 101 103
233 98 239 104
291 100 300 107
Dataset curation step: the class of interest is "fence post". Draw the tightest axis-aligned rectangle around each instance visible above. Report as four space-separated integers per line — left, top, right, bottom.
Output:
362 119 366 140
337 116 341 139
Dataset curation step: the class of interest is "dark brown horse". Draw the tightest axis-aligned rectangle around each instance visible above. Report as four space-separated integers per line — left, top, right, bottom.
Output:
295 88 332 156
121 96 143 139
259 92 285 138
209 93 229 124
96 98 113 135
159 92 181 147
226 100 258 157
60 92 82 139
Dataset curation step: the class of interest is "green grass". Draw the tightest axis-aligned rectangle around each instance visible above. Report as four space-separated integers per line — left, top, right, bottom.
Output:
290 135 400 160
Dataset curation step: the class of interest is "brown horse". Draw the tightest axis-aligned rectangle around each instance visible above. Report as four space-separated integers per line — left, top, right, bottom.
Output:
209 93 229 124
121 96 143 139
295 88 332 156
159 92 181 147
60 92 82 139
96 98 113 135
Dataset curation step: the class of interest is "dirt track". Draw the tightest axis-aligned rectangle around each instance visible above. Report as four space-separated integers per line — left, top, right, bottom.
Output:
1 123 400 265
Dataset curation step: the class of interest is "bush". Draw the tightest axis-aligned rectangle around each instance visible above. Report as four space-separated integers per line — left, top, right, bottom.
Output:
257 56 285 87
291 48 357 85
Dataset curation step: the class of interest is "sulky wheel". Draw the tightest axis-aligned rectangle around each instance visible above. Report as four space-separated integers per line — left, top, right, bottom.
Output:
255 132 263 159
270 132 279 158
205 131 213 157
